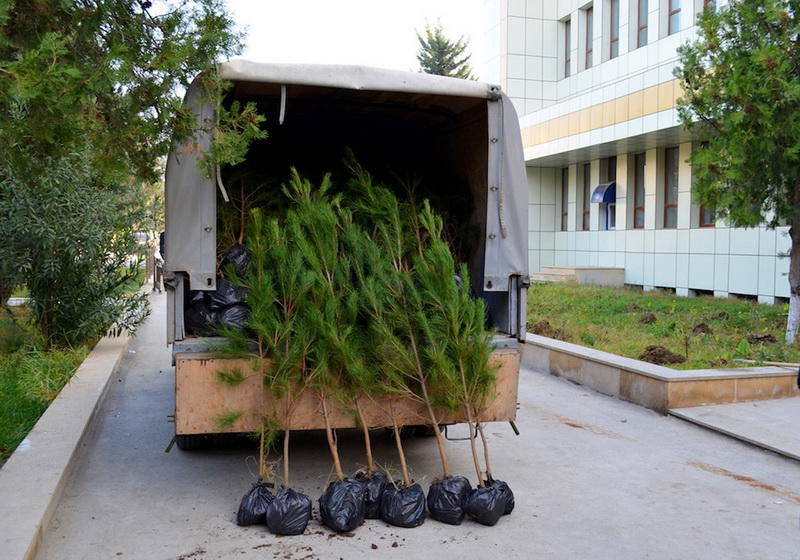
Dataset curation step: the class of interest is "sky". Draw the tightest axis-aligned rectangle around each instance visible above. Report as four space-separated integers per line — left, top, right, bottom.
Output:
225 0 485 75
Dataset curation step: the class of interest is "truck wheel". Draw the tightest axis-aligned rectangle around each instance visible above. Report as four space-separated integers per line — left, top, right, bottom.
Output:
175 434 205 450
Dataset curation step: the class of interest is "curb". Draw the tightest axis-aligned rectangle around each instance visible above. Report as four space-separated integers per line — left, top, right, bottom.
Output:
0 332 131 560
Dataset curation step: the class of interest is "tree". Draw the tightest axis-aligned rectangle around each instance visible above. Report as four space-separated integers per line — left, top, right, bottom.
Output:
416 24 476 80
675 0 800 342
0 1 259 345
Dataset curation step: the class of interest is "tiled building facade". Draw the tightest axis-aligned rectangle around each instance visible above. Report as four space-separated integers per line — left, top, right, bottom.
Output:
477 0 790 303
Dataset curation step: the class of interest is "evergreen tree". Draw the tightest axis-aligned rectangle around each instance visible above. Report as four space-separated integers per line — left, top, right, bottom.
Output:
416 24 476 80
676 0 800 342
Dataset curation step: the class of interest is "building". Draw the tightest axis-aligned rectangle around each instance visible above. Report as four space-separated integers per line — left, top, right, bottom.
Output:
477 0 789 304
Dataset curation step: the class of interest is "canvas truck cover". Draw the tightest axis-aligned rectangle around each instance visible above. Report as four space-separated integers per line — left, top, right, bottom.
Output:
165 60 528 342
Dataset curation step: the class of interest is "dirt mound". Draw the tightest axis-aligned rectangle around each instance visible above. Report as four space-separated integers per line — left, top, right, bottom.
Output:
692 323 713 335
639 345 686 365
747 333 777 345
713 311 731 321
530 320 553 337
640 312 657 324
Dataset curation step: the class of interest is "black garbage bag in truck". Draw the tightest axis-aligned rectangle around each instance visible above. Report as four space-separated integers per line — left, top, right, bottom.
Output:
220 243 252 278
463 485 507 526
236 481 274 526
379 483 426 528
354 470 389 519
318 478 366 533
266 487 312 536
219 304 250 331
183 300 218 336
426 476 472 525
208 278 248 311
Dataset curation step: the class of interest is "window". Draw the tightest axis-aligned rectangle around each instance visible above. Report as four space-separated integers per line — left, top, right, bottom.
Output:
664 147 679 228
561 168 569 231
637 0 648 48
668 0 681 35
699 205 715 227
582 163 591 231
585 7 594 69
634 153 645 228
604 156 617 230
606 156 617 182
609 0 620 59
564 19 571 77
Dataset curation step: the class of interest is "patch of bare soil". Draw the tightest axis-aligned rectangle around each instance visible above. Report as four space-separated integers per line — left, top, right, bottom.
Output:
692 323 713 335
530 320 553 337
639 345 686 365
747 333 777 345
640 312 657 324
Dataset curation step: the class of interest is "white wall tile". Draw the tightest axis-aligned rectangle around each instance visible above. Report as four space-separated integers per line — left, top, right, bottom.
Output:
654 253 677 287
509 0 526 17
508 17 526 54
758 256 776 296
689 228 715 253
508 54 526 78
643 252 655 285
728 255 758 295
758 228 777 256
676 253 689 288
729 227 760 256
541 231 555 249
775 255 790 297
654 229 677 253
525 19 543 55
714 254 729 291
689 253 714 290
626 252 645 284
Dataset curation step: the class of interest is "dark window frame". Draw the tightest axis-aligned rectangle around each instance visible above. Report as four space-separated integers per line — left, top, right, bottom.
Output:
585 7 594 69
637 0 648 48
634 153 645 229
582 163 591 231
664 146 679 229
561 167 569 231
668 0 681 35
699 204 715 227
609 0 620 59
565 19 571 77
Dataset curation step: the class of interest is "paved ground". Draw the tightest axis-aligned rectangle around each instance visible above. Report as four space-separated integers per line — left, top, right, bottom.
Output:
672 397 800 462
36 297 800 560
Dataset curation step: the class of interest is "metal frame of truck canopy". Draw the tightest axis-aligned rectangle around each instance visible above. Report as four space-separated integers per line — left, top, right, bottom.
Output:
164 60 528 344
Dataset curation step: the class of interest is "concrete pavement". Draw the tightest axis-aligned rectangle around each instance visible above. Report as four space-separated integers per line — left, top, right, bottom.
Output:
35 296 800 559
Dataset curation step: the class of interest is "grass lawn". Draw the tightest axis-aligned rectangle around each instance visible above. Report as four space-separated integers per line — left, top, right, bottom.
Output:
0 309 87 464
527 282 800 370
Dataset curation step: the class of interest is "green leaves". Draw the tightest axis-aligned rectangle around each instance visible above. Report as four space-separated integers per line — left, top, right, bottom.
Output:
676 0 800 229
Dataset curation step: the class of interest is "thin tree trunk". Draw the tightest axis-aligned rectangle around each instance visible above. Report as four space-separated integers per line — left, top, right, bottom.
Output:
321 393 345 481
392 416 412 487
475 421 493 481
283 429 291 487
354 400 375 473
457 362 484 487
259 427 267 479
787 224 800 343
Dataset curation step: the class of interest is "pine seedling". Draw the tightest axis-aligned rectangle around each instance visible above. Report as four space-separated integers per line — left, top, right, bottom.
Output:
413 201 498 487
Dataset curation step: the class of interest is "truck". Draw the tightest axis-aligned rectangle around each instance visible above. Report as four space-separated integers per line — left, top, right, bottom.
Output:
163 60 528 449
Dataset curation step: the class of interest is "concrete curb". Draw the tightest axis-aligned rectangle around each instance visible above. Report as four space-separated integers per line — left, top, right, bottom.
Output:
0 332 131 560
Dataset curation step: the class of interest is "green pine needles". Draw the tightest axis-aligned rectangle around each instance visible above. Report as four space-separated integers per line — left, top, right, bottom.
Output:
223 160 498 487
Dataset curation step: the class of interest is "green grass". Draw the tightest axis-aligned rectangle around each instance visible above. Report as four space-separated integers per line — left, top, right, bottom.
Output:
527 282 800 370
0 310 87 464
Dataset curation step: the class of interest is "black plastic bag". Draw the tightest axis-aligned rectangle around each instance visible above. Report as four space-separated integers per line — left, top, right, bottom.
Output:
236 482 274 526
221 244 252 278
354 470 388 519
208 278 248 311
463 486 507 526
379 483 426 528
319 478 366 533
219 304 249 331
183 301 218 336
427 476 472 525
266 487 312 536
187 290 207 307
488 479 514 515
